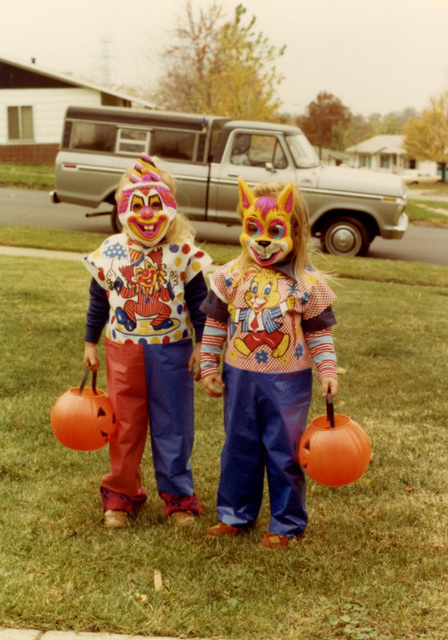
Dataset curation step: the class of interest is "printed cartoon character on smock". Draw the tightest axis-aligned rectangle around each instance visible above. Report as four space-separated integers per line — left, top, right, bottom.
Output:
107 247 178 333
228 269 295 358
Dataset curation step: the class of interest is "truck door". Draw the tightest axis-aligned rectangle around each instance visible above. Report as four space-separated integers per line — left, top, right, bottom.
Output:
208 131 297 224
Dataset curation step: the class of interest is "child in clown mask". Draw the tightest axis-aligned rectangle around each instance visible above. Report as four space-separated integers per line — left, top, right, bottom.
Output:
83 154 212 528
200 178 339 549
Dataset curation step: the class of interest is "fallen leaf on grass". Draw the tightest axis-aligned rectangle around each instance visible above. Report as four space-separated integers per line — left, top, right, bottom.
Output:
135 593 148 604
154 569 163 591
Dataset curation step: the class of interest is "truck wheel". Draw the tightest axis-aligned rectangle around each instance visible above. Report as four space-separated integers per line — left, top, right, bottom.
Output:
111 206 123 233
321 217 370 257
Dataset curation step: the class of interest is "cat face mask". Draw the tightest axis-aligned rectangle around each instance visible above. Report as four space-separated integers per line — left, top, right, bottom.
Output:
238 178 294 266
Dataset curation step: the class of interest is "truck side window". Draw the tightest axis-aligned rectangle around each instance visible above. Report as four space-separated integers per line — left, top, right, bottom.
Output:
231 134 251 165
231 133 287 168
117 128 148 155
70 122 116 152
151 130 197 162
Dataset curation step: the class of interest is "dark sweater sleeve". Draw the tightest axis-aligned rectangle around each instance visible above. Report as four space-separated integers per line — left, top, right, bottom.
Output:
199 289 229 323
184 272 208 342
302 305 337 333
84 278 109 343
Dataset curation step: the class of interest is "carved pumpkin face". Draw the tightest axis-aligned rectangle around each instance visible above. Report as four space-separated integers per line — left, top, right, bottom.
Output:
51 387 117 451
298 414 371 487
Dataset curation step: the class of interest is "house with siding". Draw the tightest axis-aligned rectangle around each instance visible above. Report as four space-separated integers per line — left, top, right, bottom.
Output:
345 134 438 177
0 54 155 164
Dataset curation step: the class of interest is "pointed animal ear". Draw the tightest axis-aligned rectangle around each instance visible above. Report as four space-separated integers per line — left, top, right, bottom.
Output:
277 182 294 215
238 177 255 212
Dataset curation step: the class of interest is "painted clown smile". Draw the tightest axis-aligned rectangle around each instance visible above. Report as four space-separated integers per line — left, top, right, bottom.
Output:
129 216 167 240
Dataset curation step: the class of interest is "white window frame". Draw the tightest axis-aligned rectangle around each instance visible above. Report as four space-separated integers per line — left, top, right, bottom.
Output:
7 106 34 142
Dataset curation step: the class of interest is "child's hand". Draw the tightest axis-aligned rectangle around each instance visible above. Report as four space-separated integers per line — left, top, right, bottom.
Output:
202 373 225 398
83 342 100 371
188 342 202 382
320 376 339 398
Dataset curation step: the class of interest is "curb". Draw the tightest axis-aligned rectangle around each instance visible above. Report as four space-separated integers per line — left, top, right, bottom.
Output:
0 246 84 260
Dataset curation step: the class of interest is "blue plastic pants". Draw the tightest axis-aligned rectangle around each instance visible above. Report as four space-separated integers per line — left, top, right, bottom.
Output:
217 363 312 536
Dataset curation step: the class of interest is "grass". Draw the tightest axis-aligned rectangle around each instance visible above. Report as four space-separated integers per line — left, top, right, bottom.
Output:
0 240 447 639
0 162 55 189
1 224 447 289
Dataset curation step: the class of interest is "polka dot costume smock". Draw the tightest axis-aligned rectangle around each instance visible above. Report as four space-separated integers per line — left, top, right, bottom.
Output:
84 233 212 346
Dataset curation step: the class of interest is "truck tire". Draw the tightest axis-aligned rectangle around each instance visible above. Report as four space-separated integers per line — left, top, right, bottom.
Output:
111 206 123 233
321 216 370 257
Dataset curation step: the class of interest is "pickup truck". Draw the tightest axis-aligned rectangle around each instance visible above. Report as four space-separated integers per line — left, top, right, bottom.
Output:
51 105 408 256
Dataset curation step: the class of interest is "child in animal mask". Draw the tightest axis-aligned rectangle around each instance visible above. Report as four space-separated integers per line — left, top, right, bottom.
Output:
200 178 339 548
83 154 212 528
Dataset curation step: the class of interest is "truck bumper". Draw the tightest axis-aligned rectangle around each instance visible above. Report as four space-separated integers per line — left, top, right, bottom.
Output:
381 213 409 239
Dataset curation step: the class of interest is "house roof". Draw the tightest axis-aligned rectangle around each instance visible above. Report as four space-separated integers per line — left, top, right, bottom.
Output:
0 53 156 109
346 135 405 155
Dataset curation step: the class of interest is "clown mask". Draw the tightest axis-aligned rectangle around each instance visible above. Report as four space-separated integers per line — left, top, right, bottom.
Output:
118 154 177 246
238 178 294 266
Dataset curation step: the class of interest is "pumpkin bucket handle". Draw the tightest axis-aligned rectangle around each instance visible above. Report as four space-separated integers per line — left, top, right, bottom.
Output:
326 390 335 429
78 364 98 396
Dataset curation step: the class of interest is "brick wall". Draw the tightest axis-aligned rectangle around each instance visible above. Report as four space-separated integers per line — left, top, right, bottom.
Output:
0 144 59 165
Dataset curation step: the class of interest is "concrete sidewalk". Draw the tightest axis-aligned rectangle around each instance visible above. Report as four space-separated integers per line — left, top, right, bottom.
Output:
0 632 201 640
0 246 84 260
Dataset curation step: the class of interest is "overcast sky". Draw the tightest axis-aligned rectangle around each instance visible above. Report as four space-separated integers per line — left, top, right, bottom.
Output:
1 0 448 117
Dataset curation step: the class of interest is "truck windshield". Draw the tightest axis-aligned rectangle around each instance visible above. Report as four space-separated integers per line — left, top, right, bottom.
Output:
286 134 320 168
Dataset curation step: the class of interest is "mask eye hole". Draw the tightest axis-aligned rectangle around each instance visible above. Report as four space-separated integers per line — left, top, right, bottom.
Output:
131 194 144 214
246 218 262 238
149 194 163 212
268 220 286 239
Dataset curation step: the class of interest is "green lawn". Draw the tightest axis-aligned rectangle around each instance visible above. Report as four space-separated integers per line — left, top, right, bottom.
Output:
0 235 447 639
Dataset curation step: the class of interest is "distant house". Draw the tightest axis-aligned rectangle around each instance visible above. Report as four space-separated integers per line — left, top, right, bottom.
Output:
345 134 438 177
0 54 155 164
312 146 351 166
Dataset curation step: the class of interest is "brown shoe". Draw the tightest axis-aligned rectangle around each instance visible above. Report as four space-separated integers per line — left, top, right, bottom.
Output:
259 532 290 549
207 521 246 537
103 510 128 529
171 510 195 526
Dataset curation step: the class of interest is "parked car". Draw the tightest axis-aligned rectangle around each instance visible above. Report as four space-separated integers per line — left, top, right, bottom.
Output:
401 170 442 186
51 105 408 257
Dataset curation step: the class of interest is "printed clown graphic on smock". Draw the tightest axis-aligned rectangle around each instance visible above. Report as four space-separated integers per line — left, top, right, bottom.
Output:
229 269 295 358
112 246 178 332
238 177 294 266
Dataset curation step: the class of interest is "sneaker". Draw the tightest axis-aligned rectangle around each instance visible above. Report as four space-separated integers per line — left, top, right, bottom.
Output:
207 521 246 537
259 532 291 549
103 510 128 528
170 510 195 526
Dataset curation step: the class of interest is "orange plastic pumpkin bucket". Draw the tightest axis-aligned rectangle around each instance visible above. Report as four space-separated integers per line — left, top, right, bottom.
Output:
298 392 371 487
51 366 117 451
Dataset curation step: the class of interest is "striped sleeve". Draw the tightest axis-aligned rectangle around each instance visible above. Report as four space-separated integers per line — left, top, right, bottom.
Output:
200 317 227 379
304 328 337 381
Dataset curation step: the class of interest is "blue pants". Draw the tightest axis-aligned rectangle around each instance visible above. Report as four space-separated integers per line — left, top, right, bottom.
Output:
217 364 312 536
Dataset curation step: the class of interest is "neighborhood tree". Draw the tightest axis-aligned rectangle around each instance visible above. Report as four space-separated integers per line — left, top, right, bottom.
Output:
403 90 448 182
152 1 286 121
